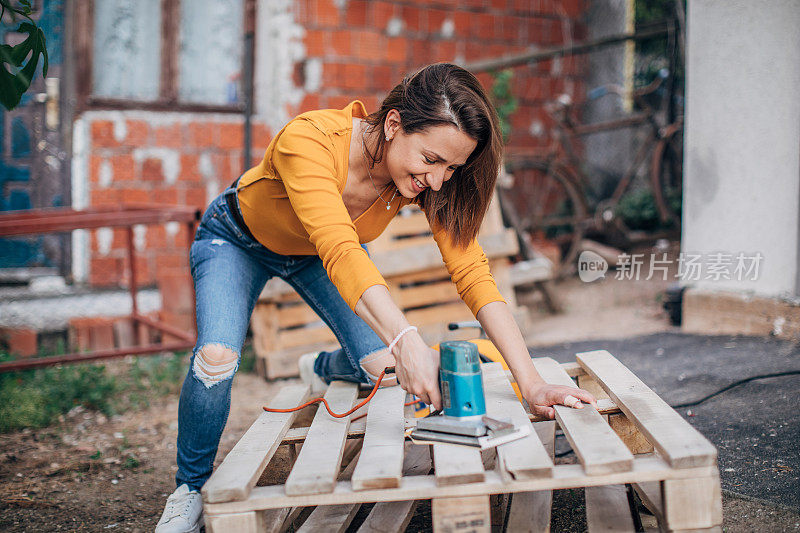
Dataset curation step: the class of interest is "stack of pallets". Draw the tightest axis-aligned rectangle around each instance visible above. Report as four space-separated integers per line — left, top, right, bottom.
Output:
202 350 722 532
250 199 529 379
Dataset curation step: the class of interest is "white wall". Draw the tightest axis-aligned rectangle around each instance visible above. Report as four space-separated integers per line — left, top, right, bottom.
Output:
682 0 800 297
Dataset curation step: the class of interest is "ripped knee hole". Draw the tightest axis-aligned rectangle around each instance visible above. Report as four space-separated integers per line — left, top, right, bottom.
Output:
193 344 238 387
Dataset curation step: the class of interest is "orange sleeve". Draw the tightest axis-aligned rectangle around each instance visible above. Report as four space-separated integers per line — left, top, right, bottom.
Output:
431 220 506 316
272 119 388 310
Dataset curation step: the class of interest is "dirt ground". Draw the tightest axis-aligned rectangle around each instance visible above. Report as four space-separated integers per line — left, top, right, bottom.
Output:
2 270 799 532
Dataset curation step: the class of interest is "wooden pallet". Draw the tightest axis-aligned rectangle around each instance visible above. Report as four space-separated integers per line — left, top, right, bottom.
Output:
251 200 529 379
203 350 722 532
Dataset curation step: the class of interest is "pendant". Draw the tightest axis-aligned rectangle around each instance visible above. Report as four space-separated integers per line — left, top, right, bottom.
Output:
386 204 391 210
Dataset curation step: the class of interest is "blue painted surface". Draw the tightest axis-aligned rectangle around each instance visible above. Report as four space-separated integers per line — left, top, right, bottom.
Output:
0 0 64 268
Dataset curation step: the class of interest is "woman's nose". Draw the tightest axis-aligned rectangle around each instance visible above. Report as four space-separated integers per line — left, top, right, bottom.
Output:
428 167 446 191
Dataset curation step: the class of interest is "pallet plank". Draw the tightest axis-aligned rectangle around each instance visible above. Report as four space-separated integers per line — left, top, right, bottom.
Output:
205 456 716 514
576 350 718 468
505 420 556 533
285 381 359 496
357 443 432 533
351 386 407 490
202 384 310 504
482 363 554 480
585 484 636 532
432 495 491 533
433 442 485 486
532 357 634 475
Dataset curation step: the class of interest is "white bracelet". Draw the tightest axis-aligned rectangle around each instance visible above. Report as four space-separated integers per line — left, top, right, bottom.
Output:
387 325 418 354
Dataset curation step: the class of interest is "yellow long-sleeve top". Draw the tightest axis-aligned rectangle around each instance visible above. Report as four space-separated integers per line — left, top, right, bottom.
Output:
237 100 505 314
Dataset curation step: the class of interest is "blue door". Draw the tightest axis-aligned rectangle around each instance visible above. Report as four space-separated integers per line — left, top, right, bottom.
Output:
0 0 67 271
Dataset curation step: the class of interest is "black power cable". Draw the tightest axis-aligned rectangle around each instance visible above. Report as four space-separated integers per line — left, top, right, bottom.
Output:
554 370 800 458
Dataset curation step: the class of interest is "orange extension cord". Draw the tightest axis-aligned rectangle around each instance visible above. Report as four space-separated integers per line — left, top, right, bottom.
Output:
262 368 421 419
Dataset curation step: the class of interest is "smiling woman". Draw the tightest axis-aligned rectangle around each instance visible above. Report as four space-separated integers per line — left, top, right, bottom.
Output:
155 62 597 533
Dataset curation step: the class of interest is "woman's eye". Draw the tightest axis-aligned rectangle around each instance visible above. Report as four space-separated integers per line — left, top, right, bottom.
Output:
424 157 435 164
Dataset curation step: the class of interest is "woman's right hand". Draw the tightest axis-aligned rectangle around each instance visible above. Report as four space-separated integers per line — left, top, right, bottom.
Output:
393 331 442 410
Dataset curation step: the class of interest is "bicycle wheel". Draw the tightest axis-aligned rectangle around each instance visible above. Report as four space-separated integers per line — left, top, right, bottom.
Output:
651 123 683 227
504 158 588 276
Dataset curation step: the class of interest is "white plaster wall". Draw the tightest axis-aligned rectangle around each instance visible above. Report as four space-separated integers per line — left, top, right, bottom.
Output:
682 0 800 297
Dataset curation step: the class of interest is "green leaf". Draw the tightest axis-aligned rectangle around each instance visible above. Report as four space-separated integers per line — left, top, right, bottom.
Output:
0 20 48 110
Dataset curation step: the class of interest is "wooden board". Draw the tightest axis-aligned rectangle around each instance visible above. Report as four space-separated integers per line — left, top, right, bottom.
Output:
357 443 433 533
284 381 359 496
481 363 554 480
205 456 716 514
532 357 634 475
351 386 407 490
505 420 556 533
433 442 485 486
576 350 718 468
432 495 491 533
202 384 310 503
585 484 635 532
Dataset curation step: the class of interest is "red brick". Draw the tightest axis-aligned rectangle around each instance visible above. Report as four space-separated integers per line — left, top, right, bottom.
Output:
152 188 179 204
315 0 341 27
180 154 200 180
69 317 116 352
327 95 355 110
330 29 351 56
120 187 149 204
90 257 124 287
187 122 216 148
434 41 457 62
212 153 234 182
304 29 326 56
341 63 367 90
427 9 448 35
347 0 368 26
154 123 184 148
158 272 194 314
401 5 423 32
410 39 430 64
0 327 38 357
218 123 244 150
372 1 395 29
490 0 506 10
353 30 383 61
91 120 119 148
561 0 584 18
251 123 272 148
124 120 149 147
386 37 408 64
471 12 494 40
185 187 207 208
91 188 121 206
110 153 136 181
141 157 164 182
131 255 154 287
453 11 471 38
370 65 394 91
88 155 103 186
299 93 321 113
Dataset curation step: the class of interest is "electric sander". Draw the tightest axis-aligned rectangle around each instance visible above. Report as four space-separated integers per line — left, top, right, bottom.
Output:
409 341 530 449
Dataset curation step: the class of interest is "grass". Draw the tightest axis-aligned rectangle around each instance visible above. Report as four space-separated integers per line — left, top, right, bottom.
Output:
0 340 261 434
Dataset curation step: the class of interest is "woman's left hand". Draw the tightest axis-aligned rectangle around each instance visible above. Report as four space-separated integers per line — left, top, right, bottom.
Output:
522 382 598 420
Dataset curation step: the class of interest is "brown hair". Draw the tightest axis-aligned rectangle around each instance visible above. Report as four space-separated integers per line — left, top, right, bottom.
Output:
362 63 503 248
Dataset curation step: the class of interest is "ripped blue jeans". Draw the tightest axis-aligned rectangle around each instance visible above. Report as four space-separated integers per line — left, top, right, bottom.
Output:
176 187 385 491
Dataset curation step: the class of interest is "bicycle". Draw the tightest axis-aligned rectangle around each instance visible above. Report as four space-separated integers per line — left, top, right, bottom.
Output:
498 69 684 277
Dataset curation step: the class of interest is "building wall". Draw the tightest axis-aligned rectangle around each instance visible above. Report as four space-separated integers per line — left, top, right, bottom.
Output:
72 0 589 290
682 0 800 297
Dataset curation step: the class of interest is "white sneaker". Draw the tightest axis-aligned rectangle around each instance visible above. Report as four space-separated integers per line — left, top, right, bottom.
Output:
155 484 204 533
298 351 328 394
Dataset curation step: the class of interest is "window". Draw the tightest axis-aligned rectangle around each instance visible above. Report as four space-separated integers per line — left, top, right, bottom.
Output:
81 0 246 111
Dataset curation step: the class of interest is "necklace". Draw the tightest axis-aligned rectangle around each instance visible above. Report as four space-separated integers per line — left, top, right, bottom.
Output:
361 130 398 210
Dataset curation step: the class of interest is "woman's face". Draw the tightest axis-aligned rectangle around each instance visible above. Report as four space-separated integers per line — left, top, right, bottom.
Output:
383 112 478 199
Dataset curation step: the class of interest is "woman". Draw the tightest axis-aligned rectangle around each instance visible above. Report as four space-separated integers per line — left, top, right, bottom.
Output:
156 63 596 532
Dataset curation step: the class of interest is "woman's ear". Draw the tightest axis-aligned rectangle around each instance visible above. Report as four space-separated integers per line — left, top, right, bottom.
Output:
384 109 401 140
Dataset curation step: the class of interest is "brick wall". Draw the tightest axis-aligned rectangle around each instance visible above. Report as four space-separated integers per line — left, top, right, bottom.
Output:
76 0 588 324
290 0 587 154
